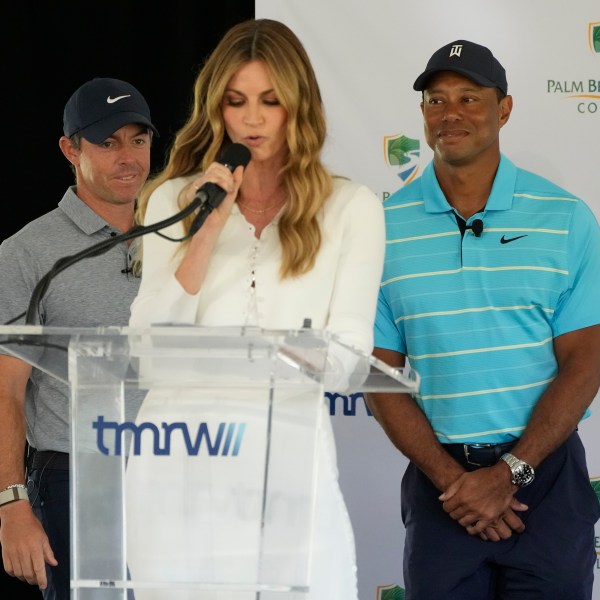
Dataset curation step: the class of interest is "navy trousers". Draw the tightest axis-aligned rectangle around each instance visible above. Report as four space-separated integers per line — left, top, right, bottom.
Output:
401 432 600 600
28 456 70 600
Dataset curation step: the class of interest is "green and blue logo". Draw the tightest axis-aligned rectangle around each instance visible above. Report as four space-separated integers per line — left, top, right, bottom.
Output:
384 133 420 185
377 584 406 599
589 22 600 53
592 477 600 504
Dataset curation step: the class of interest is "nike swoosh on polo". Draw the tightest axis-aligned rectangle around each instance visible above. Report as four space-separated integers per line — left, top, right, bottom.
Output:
500 234 528 244
106 95 131 104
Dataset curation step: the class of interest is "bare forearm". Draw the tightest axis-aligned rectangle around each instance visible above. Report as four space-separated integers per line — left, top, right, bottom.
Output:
175 163 242 294
514 383 594 468
368 348 464 489
0 357 56 587
175 228 220 294
0 359 30 487
366 391 464 490
0 403 26 486
512 325 600 467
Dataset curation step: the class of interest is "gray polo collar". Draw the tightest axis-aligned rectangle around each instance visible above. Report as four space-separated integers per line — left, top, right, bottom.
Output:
58 186 116 236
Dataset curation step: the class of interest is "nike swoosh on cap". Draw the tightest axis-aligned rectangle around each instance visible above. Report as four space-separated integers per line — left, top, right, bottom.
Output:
500 234 528 244
106 95 131 104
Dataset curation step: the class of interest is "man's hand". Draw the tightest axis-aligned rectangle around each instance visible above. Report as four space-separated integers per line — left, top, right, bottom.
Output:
0 500 57 589
438 464 528 539
478 504 528 541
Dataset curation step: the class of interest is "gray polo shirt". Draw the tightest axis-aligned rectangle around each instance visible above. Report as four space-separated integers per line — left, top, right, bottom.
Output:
0 187 140 452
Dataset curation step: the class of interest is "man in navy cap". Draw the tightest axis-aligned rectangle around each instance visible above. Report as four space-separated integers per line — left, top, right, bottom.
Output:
368 40 600 599
0 77 158 599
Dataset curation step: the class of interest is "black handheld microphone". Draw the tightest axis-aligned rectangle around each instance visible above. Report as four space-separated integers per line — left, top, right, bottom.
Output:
470 219 484 238
24 144 251 325
189 143 251 236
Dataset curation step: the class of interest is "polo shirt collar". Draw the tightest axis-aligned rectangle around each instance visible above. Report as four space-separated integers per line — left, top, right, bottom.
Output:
422 153 518 214
58 186 114 235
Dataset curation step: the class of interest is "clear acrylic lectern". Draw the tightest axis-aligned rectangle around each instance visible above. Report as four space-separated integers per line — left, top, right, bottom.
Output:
0 325 418 599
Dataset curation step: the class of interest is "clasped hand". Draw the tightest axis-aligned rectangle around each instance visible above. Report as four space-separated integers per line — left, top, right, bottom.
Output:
438 464 528 542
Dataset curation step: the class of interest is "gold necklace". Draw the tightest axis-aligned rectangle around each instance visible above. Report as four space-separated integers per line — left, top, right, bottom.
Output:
237 198 286 214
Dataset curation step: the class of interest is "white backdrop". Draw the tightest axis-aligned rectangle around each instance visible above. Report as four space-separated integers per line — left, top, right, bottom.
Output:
256 2 600 598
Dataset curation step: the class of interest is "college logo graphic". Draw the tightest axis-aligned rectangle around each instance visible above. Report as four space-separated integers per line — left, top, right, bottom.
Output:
546 22 600 114
377 584 406 599
384 133 420 185
589 22 600 53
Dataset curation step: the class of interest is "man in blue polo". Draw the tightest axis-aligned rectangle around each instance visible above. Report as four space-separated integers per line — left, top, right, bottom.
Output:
368 40 600 599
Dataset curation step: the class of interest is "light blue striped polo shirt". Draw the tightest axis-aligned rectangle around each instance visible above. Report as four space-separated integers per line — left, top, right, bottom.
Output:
375 154 600 444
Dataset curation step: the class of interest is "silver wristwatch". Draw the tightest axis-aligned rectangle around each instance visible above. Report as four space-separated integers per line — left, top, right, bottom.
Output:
500 453 535 487
0 484 29 507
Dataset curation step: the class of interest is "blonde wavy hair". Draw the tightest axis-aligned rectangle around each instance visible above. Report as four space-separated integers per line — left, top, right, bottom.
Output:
136 18 332 279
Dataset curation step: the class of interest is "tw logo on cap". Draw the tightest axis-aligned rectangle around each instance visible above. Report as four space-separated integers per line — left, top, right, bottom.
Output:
449 44 463 58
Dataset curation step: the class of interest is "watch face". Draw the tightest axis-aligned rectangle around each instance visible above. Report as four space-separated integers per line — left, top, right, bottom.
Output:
500 453 535 487
514 463 535 486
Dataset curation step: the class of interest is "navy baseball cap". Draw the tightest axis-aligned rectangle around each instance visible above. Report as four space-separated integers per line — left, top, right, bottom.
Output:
63 77 159 143
413 40 508 95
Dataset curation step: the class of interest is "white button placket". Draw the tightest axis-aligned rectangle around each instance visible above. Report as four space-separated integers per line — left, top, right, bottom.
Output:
245 239 261 326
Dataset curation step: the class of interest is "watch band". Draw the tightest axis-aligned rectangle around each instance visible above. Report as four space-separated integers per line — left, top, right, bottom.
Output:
0 484 29 507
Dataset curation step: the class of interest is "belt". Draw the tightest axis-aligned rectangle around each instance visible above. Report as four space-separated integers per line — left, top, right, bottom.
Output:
443 441 516 468
27 449 70 471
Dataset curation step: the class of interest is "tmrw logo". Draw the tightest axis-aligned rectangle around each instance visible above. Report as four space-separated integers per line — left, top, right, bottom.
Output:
92 416 246 456
326 392 372 416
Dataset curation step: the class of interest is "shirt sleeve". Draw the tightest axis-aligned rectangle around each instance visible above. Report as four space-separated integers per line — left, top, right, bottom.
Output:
374 284 406 354
552 199 600 336
129 178 201 327
0 236 46 366
325 183 386 356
